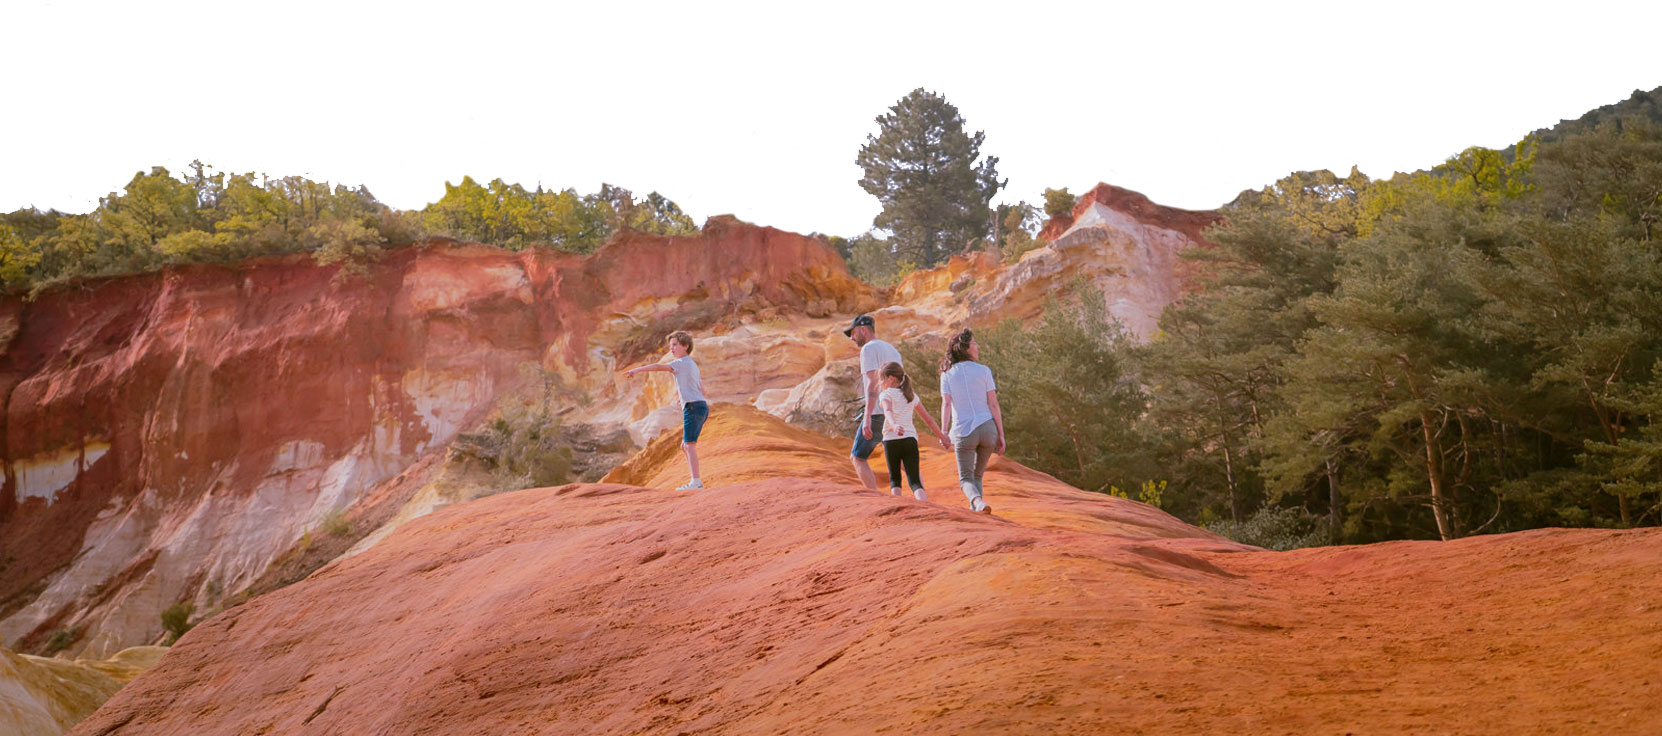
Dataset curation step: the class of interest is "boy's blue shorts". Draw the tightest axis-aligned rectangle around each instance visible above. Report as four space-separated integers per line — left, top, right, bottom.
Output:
683 401 709 443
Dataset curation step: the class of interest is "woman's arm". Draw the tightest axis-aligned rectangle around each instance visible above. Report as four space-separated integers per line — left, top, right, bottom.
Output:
938 393 955 449
987 389 1005 454
914 400 949 445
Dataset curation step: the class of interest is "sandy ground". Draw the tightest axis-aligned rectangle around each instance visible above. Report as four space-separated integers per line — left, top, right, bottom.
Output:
70 408 1662 735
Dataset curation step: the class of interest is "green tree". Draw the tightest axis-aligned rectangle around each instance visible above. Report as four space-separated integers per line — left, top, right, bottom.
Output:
856 88 1004 267
620 189 699 236
1531 119 1662 240
1042 187 1076 219
976 286 1157 494
1468 215 1662 525
0 222 40 287
845 233 911 287
995 201 1041 259
1144 170 1351 526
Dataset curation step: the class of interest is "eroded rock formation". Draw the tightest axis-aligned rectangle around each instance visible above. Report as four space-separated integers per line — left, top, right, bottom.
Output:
896 182 1222 338
1 220 874 659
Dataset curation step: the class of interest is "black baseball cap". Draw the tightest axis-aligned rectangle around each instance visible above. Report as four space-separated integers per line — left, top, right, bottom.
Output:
842 314 875 337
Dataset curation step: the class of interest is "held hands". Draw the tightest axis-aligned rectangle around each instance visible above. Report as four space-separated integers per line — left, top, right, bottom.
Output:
938 434 951 451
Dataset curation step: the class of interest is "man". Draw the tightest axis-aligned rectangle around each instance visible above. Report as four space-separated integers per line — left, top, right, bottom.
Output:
844 313 903 490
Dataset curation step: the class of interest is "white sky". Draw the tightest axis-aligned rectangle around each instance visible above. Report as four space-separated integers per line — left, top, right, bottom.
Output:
3 0 1659 236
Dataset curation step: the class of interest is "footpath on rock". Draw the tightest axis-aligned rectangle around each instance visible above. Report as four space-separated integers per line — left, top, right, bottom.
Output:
70 408 1662 735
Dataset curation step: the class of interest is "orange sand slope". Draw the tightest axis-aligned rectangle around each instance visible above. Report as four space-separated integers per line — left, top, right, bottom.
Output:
73 409 1662 735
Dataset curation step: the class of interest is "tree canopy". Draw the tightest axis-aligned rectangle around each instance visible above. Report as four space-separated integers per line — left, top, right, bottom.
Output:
2 166 700 292
856 88 1004 268
1132 114 1662 543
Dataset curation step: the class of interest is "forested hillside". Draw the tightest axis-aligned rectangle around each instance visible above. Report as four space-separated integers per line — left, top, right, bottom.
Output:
1054 87 1662 544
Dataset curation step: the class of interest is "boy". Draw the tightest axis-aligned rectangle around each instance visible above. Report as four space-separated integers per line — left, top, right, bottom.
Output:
621 331 708 490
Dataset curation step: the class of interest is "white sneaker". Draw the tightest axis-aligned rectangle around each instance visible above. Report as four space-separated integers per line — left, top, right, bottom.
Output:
676 479 704 490
913 489 928 501
971 497 992 514
890 487 903 496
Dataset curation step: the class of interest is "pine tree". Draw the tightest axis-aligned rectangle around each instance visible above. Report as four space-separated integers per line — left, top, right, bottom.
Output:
856 89 1004 267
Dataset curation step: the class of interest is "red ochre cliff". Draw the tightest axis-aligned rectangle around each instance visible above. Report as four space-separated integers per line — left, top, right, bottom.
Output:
67 408 1662 735
0 217 874 659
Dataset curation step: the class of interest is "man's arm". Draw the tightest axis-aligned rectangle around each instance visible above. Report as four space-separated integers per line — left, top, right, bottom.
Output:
861 368 880 439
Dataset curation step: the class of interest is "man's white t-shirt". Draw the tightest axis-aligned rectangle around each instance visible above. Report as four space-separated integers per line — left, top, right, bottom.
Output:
859 339 904 416
879 388 922 439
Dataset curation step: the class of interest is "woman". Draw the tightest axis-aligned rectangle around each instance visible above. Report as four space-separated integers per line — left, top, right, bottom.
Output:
937 329 1004 514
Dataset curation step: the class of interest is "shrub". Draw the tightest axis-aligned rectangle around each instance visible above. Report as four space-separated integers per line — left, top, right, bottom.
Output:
1206 506 1333 551
45 627 82 655
1109 480 1167 508
161 601 195 643
318 509 353 537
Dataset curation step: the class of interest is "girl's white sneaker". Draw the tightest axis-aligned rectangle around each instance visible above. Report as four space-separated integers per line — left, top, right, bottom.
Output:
676 479 704 490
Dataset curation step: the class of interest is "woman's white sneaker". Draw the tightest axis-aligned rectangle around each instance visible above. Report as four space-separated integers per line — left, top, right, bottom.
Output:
677 479 704 490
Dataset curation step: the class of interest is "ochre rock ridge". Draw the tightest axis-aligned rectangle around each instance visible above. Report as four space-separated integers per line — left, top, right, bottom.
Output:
70 408 1662 735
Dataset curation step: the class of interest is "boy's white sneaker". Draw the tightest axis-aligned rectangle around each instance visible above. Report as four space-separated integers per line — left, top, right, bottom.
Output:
676 479 704 490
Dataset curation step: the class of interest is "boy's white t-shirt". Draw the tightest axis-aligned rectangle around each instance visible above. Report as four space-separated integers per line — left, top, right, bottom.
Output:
859 339 904 416
878 387 922 440
667 356 705 405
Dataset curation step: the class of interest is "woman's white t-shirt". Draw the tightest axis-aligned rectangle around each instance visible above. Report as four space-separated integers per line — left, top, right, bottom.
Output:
878 387 921 440
940 361 997 440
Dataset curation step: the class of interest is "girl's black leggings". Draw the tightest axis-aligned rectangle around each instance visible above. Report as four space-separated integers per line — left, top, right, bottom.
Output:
883 437 923 491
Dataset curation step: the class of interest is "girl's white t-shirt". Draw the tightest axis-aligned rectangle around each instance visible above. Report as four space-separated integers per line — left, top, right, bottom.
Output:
878 387 921 440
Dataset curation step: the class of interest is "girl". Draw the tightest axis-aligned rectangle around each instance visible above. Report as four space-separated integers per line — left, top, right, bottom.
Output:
938 329 1004 514
877 361 950 501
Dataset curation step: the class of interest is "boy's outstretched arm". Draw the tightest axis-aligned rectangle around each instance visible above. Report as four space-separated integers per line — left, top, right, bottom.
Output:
622 363 676 378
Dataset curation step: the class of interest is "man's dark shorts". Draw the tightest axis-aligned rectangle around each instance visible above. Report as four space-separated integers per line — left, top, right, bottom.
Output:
683 401 710 443
849 414 886 459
